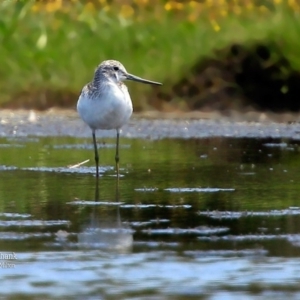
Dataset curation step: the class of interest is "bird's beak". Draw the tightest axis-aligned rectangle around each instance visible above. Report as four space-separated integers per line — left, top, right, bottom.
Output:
126 73 162 85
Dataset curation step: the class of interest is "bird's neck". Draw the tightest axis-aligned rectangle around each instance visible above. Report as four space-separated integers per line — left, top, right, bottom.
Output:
92 71 115 88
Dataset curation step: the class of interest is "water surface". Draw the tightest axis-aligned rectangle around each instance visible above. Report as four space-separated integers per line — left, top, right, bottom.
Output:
1 115 300 299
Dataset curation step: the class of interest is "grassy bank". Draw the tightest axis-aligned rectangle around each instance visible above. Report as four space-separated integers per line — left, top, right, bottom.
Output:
0 0 300 110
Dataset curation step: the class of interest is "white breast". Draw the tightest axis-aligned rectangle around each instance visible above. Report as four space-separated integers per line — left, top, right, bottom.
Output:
77 83 133 130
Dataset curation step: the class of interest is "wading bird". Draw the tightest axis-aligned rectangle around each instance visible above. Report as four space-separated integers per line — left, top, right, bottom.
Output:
77 60 162 178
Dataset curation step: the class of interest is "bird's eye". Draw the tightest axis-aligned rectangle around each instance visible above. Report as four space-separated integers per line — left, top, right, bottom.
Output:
113 66 119 71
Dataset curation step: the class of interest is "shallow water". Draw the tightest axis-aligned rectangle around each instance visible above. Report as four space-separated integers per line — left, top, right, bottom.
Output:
1 117 300 298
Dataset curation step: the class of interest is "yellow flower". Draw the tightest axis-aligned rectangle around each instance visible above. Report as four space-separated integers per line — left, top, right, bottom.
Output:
134 0 149 5
206 0 213 8
31 4 40 13
232 5 242 15
85 2 96 13
220 9 228 17
120 5 134 18
188 13 197 22
288 0 300 10
45 0 62 13
165 1 183 11
189 0 199 9
210 19 221 32
259 5 269 13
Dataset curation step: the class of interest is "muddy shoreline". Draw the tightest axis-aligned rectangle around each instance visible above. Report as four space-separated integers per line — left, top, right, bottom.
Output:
0 109 300 140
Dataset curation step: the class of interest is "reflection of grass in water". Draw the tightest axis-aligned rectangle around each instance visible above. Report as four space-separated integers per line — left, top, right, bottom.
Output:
0 1 300 109
1 135 300 226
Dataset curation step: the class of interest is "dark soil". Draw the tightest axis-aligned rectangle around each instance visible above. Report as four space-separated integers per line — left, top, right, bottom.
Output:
154 43 300 113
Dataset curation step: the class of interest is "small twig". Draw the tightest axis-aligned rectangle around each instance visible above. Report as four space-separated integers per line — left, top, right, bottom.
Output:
68 159 90 169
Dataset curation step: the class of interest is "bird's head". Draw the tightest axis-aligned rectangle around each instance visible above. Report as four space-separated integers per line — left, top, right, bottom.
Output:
95 60 162 86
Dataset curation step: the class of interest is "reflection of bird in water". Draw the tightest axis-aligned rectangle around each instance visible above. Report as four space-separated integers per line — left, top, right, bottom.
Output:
77 60 161 178
78 178 133 253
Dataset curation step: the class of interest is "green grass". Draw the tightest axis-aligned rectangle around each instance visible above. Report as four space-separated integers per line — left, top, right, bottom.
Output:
0 1 300 110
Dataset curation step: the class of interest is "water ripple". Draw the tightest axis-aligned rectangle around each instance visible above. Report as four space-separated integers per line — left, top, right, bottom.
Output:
142 226 229 235
198 208 300 219
165 187 235 193
0 220 70 227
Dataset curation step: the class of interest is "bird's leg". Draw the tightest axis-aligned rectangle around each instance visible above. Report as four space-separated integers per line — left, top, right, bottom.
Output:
115 176 121 227
92 130 99 178
95 175 100 201
115 129 120 179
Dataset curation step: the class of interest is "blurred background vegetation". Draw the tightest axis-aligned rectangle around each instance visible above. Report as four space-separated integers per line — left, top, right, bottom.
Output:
0 0 300 113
